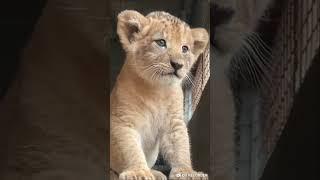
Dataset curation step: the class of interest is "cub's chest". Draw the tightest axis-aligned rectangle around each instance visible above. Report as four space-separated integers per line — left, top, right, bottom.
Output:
136 88 184 129
145 95 182 119
144 100 174 123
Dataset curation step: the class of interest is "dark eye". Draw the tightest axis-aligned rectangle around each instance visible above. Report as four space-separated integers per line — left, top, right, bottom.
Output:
155 39 166 48
182 45 189 53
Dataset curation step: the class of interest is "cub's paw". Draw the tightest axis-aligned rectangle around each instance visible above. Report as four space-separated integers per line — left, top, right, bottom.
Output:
119 168 155 180
169 168 208 180
151 169 167 180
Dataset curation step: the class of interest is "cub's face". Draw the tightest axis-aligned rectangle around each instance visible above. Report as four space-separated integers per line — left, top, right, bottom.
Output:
117 10 209 85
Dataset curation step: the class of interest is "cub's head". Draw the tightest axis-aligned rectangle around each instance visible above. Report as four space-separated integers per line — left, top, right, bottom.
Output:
117 10 209 85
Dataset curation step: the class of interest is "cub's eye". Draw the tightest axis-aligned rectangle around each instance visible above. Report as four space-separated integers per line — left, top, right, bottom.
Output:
155 39 166 48
182 45 189 53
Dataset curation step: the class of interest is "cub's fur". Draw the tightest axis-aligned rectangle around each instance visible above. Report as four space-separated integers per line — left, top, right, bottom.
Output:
110 10 209 180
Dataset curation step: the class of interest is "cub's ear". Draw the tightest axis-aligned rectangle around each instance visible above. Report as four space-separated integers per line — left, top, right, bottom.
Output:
191 28 209 56
117 10 149 51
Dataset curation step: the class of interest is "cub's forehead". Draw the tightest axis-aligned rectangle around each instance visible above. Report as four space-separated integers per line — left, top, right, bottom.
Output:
146 11 189 27
146 11 192 41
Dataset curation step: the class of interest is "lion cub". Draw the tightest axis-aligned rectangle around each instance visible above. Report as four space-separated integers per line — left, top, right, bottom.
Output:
110 10 209 180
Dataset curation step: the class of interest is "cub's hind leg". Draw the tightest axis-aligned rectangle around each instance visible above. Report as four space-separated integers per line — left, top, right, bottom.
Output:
160 119 208 180
110 169 167 180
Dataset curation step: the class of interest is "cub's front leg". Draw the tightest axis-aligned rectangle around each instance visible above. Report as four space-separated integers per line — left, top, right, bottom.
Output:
160 118 208 180
110 125 156 180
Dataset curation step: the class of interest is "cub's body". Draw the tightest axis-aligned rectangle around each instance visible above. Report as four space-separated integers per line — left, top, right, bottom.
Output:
111 66 183 169
110 10 208 180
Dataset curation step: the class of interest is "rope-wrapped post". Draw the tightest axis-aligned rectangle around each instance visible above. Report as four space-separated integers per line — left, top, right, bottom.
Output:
191 44 210 114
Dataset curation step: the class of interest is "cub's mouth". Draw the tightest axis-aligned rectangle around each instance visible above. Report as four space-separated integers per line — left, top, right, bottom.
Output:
162 71 182 79
164 71 182 79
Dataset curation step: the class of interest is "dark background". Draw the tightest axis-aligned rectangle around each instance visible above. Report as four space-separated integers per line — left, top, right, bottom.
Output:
261 54 320 180
1 0 211 178
0 1 47 99
1 0 319 180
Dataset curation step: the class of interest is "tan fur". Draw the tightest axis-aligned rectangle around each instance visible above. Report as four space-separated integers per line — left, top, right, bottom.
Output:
110 10 209 180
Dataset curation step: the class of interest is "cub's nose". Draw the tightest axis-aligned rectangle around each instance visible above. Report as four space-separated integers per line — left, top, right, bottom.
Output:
170 60 183 71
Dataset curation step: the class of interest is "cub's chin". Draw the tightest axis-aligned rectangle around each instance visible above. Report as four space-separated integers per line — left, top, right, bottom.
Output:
147 73 184 86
